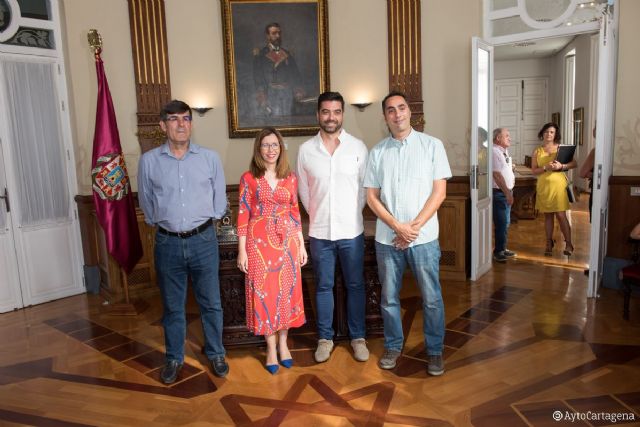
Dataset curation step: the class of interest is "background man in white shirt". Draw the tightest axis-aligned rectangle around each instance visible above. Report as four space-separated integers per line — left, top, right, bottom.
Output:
491 128 516 263
297 91 369 363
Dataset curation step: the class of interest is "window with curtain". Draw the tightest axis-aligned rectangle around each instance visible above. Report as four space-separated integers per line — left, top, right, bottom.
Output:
0 59 70 226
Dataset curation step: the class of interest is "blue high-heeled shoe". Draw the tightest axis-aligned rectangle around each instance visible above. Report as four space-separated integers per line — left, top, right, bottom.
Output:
279 358 293 368
265 364 279 375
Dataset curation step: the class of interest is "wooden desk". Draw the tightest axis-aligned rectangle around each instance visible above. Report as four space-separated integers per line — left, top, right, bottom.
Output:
512 167 537 220
218 230 383 346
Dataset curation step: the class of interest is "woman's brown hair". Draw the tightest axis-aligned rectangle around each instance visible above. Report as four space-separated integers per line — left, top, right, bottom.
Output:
537 122 561 143
250 127 291 179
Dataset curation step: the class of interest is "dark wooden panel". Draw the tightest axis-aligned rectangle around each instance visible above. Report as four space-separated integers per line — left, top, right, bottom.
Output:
127 0 172 153
607 176 640 259
387 0 423 130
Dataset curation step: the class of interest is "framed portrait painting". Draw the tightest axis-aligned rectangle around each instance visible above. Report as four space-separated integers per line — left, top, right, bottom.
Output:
221 0 329 138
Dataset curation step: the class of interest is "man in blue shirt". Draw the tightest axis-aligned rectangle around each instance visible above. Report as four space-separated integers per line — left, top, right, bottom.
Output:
138 100 228 383
364 91 451 376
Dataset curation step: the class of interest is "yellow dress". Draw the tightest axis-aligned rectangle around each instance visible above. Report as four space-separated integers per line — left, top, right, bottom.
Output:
534 146 570 212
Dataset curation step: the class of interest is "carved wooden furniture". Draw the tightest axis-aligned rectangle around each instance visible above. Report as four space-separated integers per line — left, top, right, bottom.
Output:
512 173 537 221
217 234 383 346
438 195 469 281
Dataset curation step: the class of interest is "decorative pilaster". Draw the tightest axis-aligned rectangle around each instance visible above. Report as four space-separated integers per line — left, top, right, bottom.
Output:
127 0 172 153
387 0 424 131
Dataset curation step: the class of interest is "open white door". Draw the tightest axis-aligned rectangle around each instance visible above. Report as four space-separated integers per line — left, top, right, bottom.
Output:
470 37 494 281
588 2 618 298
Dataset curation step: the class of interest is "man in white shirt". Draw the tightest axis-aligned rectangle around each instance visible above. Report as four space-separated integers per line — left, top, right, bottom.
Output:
297 91 369 363
491 128 516 263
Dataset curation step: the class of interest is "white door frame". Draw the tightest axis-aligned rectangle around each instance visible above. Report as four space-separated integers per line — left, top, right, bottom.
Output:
470 37 494 281
482 0 618 298
588 2 618 298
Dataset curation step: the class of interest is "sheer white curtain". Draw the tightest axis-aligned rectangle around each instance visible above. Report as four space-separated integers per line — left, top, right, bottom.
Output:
0 59 70 226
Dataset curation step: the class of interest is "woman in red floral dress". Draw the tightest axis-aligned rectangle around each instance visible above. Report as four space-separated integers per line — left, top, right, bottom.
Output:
237 127 307 374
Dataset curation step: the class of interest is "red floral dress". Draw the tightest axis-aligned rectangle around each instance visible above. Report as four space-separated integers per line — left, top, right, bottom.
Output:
237 171 306 336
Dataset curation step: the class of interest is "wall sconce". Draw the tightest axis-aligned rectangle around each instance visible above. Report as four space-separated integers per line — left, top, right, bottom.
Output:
193 107 213 116
351 103 372 112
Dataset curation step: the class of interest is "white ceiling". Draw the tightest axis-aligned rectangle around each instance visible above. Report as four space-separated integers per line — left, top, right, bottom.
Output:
494 36 576 61
491 0 606 61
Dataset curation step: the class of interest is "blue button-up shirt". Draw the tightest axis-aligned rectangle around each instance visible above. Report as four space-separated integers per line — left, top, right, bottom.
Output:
138 141 226 232
364 129 451 246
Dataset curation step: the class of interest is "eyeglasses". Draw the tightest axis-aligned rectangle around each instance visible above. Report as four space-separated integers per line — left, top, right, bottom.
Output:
260 143 280 150
165 115 192 123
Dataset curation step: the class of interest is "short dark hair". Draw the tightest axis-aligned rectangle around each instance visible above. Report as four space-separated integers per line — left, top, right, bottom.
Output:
160 100 192 121
317 91 344 111
265 22 280 34
381 90 408 111
537 122 561 142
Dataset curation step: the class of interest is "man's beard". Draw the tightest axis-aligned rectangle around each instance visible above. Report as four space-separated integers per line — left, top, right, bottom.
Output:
320 121 342 134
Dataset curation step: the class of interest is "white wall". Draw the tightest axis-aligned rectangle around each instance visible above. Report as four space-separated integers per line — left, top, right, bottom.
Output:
423 0 482 176
547 33 594 189
495 58 551 80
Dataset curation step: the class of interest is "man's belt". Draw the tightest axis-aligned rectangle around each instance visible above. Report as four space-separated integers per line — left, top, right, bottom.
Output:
157 218 213 238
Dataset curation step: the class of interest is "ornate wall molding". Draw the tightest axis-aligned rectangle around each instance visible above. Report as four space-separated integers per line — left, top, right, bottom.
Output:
127 0 171 153
387 0 423 131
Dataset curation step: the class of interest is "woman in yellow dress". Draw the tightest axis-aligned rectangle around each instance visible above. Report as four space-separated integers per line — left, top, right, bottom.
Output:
531 123 577 256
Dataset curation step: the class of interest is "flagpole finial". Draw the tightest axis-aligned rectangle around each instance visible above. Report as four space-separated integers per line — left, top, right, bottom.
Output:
88 29 103 58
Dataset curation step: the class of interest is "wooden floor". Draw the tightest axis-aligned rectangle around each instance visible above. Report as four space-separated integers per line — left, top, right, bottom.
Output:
508 195 591 270
1 201 640 426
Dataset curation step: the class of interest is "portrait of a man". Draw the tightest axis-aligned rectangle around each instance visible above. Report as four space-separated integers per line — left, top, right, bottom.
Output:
222 0 329 138
253 22 305 119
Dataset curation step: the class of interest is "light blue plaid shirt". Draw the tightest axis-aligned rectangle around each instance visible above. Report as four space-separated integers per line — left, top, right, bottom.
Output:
364 129 451 246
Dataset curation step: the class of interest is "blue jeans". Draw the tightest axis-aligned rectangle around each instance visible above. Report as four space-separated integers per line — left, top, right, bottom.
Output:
375 240 444 355
310 233 366 340
493 190 511 254
154 224 225 362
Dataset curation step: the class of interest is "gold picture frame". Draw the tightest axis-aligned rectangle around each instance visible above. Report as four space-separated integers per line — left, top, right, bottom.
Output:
221 0 330 138
573 107 584 146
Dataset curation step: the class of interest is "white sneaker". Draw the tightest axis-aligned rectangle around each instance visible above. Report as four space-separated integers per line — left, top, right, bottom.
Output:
314 339 334 363
350 338 370 362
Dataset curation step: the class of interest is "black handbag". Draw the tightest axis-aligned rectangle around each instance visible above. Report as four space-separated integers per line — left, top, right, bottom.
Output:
566 183 576 203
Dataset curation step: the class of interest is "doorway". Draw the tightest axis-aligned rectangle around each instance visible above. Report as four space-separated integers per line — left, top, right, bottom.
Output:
493 33 596 271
